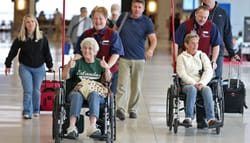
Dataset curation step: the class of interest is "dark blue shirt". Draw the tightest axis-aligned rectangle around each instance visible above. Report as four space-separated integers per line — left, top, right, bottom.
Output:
116 12 155 59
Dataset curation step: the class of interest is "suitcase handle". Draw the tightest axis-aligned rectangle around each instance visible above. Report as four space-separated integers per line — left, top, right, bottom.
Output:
44 70 57 88
228 61 240 88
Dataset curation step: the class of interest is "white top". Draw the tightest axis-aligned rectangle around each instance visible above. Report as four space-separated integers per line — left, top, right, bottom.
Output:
176 50 213 86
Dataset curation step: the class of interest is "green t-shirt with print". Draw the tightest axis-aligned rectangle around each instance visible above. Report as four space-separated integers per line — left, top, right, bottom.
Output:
69 57 105 83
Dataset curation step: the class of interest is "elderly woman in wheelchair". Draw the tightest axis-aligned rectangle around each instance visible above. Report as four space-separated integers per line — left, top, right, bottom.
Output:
176 33 221 128
62 37 112 139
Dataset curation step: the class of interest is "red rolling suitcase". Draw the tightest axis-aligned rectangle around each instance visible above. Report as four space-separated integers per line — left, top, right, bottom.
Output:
222 61 248 114
40 71 60 111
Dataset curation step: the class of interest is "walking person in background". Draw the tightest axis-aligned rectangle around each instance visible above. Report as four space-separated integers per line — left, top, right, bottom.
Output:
66 7 92 52
53 8 62 41
167 12 181 44
4 13 54 119
107 3 121 28
114 0 157 120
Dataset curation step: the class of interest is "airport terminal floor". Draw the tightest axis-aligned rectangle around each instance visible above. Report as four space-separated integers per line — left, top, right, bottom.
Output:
0 31 250 143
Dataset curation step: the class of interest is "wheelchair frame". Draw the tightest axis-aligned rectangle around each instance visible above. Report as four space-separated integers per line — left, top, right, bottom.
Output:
52 68 116 143
166 74 224 134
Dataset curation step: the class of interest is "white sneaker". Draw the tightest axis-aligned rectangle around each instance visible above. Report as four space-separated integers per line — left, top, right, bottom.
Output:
66 126 78 139
86 125 101 137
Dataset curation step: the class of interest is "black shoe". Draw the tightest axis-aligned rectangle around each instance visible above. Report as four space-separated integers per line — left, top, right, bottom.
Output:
182 119 192 127
129 111 137 119
116 109 125 120
208 120 221 128
89 130 102 139
197 120 208 129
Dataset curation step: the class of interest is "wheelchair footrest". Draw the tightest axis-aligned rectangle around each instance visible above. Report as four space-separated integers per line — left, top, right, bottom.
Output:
91 134 108 141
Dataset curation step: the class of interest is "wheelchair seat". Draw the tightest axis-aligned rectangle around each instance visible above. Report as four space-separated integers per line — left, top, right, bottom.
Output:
166 74 224 134
52 77 116 143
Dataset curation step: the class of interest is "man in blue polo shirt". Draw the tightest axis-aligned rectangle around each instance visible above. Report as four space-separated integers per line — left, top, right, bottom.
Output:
114 0 157 120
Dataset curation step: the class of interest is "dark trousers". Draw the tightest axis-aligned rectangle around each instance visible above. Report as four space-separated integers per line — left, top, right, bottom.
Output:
196 98 206 123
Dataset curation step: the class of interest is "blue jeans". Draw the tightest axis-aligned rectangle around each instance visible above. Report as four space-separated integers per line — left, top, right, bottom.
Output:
215 55 223 78
19 64 45 117
182 85 215 120
68 91 105 119
110 71 118 96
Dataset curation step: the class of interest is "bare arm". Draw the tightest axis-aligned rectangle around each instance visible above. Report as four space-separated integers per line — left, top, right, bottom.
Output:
172 43 179 65
107 54 119 69
211 45 219 63
145 33 157 60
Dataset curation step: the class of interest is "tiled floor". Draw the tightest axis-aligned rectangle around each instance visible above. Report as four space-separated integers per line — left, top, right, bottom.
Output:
0 31 250 143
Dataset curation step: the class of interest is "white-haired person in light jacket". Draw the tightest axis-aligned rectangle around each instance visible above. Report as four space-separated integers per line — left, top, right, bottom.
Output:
176 32 220 128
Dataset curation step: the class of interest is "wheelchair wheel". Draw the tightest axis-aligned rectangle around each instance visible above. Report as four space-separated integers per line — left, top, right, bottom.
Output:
52 88 65 143
216 126 220 134
109 95 116 142
214 80 225 127
174 118 179 134
166 85 174 131
106 132 111 143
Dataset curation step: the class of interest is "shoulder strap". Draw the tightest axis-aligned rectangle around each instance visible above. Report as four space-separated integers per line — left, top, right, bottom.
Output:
70 18 85 37
200 53 204 73
117 12 128 33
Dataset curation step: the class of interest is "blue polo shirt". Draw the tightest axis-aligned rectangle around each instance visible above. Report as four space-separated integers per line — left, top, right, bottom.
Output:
175 20 222 49
116 12 155 59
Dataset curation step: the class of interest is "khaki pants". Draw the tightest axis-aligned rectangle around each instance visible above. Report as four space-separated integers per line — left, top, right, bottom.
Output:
116 58 145 113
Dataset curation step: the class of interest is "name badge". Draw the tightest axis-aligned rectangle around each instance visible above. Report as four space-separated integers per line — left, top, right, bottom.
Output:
101 40 110 45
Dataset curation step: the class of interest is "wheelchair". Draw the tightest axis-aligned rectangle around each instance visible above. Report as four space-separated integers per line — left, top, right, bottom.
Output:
166 74 224 134
52 70 116 143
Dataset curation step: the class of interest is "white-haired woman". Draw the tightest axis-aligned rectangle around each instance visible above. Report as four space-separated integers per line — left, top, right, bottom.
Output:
62 37 112 139
4 13 53 119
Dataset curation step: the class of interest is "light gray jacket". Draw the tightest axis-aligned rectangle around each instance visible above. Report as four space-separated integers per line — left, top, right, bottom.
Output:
66 15 92 43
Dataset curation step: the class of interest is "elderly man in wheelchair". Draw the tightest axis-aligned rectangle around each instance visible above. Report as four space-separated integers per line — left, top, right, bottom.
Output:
61 37 112 139
176 33 221 129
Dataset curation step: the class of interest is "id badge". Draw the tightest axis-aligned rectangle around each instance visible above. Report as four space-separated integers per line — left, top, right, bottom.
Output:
101 40 110 45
